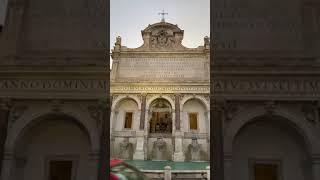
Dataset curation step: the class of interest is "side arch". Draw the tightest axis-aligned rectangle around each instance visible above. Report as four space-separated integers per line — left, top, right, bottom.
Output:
224 106 320 155
112 95 141 111
5 108 100 153
180 95 209 111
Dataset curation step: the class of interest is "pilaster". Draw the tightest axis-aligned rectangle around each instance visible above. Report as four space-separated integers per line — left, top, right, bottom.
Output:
133 131 145 160
173 131 185 161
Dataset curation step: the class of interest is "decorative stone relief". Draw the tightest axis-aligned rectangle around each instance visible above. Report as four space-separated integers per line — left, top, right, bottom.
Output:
203 94 210 103
113 36 121 51
301 103 318 123
10 104 28 123
137 93 147 102
225 102 238 121
204 36 210 49
264 101 276 115
168 94 176 103
88 105 102 126
50 100 63 112
111 94 119 105
150 29 175 49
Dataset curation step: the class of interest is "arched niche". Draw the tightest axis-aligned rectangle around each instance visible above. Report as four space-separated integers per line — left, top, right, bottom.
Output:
113 98 139 131
148 98 173 134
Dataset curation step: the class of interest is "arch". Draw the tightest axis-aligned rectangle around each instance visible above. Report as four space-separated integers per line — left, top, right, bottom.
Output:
112 95 141 111
180 95 209 111
148 98 173 134
142 22 183 33
5 108 100 153
224 106 320 155
146 95 175 110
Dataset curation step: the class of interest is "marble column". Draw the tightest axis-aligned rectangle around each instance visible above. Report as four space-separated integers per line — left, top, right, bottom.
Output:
0 99 10 177
173 94 184 161
0 151 14 180
173 131 184 161
139 94 146 130
133 94 147 160
312 155 320 180
109 96 113 136
175 94 180 130
97 100 110 180
211 99 225 180
87 151 99 180
224 153 233 180
207 110 210 161
164 166 172 180
133 131 145 160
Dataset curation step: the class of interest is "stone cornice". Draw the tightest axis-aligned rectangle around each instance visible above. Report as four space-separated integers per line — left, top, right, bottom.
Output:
213 53 320 67
111 84 209 94
212 78 320 100
212 70 320 75
112 51 209 57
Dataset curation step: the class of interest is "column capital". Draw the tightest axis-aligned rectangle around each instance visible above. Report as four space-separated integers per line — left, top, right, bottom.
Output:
212 98 226 111
97 99 110 110
140 93 148 96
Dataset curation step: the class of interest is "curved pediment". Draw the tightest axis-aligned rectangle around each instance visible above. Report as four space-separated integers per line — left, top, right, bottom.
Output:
111 21 210 53
142 22 183 33
139 21 186 50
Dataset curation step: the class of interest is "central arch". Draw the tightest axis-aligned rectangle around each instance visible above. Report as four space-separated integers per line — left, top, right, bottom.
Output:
148 98 173 134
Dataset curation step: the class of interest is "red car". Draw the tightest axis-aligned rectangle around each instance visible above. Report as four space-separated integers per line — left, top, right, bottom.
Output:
110 159 149 180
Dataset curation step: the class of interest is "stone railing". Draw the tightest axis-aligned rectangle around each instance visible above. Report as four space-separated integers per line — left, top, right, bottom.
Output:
184 132 208 139
142 166 210 180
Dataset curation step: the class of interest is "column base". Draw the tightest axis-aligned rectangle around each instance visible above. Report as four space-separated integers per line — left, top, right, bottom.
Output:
133 151 145 160
173 152 185 162
133 131 145 160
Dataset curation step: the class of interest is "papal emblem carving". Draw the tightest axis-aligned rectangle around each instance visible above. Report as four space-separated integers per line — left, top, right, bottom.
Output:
150 30 175 48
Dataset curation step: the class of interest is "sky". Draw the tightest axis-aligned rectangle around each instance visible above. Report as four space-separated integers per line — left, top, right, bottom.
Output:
110 0 210 68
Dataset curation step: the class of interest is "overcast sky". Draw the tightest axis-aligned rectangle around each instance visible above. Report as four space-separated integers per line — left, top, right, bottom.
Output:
110 0 210 67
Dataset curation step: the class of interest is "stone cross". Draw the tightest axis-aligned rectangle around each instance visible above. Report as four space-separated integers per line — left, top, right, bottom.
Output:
158 10 168 22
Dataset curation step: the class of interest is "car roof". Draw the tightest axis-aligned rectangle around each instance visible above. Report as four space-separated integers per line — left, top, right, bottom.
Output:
110 159 123 167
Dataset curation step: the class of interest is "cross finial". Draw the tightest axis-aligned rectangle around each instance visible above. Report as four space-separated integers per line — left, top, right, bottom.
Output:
158 9 168 22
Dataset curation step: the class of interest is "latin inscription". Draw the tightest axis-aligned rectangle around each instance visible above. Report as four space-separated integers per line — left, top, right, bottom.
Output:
213 80 320 93
0 79 319 97
0 80 107 90
111 85 210 93
118 58 208 81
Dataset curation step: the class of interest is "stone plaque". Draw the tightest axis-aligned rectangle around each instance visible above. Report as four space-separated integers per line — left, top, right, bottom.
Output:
117 58 209 82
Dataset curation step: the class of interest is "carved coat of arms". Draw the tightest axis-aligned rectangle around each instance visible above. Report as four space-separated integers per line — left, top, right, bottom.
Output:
151 30 175 48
